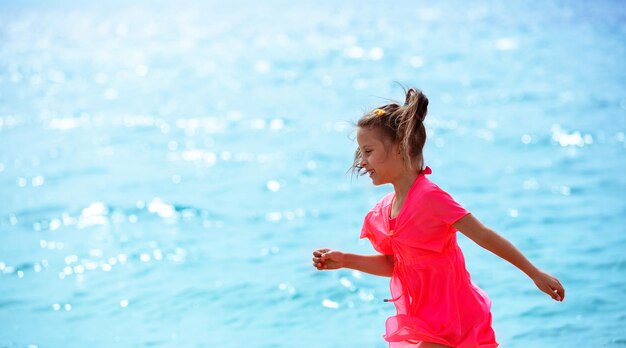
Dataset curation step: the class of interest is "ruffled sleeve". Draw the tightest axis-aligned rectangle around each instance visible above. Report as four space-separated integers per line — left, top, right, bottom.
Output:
360 200 394 255
424 186 471 226
360 211 373 239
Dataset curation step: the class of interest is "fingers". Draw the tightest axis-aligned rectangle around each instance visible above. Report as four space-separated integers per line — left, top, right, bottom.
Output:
312 248 330 270
547 276 564 301
551 288 562 302
311 248 342 271
311 257 323 269
311 249 327 262
552 279 565 301
534 271 565 302
542 281 564 302
313 258 325 269
544 286 559 301
312 248 330 257
311 255 322 268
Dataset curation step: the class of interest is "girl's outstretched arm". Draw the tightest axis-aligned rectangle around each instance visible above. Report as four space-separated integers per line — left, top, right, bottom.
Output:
312 248 395 277
453 214 565 302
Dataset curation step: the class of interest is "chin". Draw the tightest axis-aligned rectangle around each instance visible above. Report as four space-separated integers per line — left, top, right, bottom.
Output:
370 177 384 186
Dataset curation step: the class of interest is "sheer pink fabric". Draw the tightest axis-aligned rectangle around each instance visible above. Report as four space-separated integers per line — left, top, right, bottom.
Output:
360 167 498 347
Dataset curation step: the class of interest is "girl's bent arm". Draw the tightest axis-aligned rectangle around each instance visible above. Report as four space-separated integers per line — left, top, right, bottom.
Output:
312 248 395 277
453 214 565 301
342 253 395 277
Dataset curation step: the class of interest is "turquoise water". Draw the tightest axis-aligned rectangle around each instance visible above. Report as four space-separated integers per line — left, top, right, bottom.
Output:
1 0 625 347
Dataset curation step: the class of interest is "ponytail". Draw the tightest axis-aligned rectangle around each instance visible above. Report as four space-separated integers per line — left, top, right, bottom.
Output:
398 88 428 172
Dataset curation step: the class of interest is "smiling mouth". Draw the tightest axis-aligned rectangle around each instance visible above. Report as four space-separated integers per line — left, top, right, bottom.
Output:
367 170 375 177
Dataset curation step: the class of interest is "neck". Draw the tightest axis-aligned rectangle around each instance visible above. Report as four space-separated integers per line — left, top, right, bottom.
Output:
391 170 419 201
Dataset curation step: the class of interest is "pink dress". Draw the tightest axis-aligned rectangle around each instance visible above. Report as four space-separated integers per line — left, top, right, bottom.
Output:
360 167 498 347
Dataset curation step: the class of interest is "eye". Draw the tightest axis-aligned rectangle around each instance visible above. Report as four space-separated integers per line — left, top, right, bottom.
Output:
364 150 372 154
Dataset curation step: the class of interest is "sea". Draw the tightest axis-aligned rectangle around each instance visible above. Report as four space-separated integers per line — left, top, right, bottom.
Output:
1 0 625 347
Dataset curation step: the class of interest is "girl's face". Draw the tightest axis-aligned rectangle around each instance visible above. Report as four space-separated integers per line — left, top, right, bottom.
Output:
356 127 404 186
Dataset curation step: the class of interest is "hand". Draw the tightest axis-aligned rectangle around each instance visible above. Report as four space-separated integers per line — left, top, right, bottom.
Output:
531 270 565 302
312 248 345 270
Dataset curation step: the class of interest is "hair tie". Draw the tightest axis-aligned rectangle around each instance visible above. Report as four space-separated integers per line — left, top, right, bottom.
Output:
373 108 386 116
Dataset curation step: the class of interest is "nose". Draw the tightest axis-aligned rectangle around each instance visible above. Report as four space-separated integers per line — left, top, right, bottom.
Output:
360 157 367 168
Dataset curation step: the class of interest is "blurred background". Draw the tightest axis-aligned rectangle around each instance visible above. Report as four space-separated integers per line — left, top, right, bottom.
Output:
1 0 625 347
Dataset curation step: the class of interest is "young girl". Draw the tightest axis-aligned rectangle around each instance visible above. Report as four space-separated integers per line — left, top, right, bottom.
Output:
312 88 565 348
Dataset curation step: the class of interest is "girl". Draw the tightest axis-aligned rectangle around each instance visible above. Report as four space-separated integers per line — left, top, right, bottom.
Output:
311 88 565 348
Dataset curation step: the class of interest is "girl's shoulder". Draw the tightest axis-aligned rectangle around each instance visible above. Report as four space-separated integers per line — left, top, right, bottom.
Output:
411 176 446 199
406 176 461 213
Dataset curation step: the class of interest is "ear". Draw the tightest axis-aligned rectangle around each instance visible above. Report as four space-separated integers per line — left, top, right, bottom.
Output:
394 144 402 158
